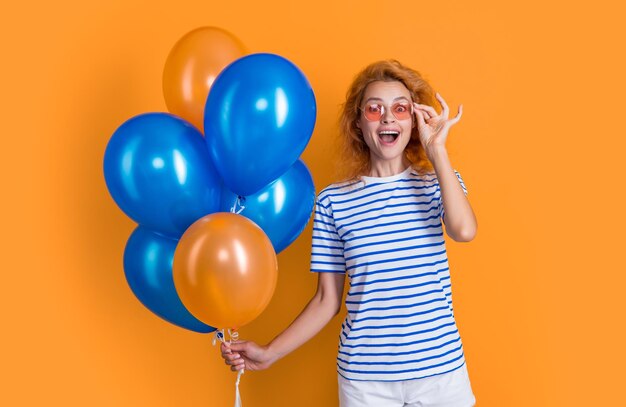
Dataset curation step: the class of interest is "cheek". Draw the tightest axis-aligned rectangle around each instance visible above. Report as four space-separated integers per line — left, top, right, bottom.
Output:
361 126 378 141
400 121 412 136
402 124 415 145
362 131 377 149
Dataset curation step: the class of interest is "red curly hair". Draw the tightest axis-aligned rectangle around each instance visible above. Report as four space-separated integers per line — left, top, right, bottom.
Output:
337 60 436 182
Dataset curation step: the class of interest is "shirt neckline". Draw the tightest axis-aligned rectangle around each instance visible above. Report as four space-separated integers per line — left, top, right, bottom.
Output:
360 166 413 184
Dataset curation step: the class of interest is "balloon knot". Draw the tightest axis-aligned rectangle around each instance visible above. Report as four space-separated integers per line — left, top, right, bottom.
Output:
230 196 246 214
212 328 239 346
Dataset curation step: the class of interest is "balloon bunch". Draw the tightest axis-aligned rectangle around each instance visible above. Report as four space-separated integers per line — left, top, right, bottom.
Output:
103 27 317 336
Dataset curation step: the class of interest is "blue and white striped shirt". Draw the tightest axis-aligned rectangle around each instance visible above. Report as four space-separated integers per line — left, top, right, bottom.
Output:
310 166 469 381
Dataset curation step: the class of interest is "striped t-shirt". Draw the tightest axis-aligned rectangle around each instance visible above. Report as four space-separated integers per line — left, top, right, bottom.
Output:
310 166 469 381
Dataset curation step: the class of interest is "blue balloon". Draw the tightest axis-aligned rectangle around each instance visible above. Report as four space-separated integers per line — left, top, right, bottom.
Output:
104 113 221 238
221 159 315 253
204 53 316 196
124 226 215 333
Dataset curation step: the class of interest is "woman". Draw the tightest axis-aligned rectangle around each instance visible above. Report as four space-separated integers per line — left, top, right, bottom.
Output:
221 60 478 407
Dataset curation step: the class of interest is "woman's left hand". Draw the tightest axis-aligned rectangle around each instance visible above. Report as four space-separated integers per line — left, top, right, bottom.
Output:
413 93 462 153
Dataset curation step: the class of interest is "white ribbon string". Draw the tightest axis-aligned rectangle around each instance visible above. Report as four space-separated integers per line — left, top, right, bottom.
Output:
213 328 244 407
229 196 246 215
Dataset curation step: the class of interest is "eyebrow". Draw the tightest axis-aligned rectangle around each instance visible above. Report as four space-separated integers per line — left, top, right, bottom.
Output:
364 96 411 103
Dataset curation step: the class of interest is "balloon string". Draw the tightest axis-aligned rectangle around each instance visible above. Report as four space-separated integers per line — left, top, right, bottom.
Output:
230 196 246 214
213 328 244 407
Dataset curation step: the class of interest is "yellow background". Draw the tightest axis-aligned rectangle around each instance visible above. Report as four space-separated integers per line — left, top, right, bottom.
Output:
2 0 625 405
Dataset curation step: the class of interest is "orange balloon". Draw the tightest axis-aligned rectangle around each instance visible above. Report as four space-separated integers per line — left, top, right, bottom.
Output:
163 27 246 131
173 213 278 330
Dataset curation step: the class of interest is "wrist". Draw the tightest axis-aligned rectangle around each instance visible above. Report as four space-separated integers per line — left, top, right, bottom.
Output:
264 342 282 365
425 145 448 162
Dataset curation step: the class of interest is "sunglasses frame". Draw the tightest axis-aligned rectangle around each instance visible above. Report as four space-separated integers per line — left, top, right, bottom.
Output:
358 101 414 122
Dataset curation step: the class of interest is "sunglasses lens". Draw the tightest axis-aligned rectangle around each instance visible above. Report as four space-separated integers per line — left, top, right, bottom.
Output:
363 103 383 121
392 103 412 120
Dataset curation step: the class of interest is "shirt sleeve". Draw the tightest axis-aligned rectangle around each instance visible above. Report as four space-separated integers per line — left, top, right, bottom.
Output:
439 170 468 225
310 197 346 273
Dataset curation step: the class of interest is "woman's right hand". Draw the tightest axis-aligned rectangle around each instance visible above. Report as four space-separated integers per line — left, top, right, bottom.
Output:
220 341 275 372
219 273 345 373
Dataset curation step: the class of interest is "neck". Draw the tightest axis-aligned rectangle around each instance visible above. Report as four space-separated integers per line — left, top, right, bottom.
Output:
367 157 411 178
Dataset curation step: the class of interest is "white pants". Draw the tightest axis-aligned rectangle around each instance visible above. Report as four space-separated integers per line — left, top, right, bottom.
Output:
338 364 476 407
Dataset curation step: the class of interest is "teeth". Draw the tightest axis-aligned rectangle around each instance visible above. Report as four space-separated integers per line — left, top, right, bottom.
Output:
379 131 399 135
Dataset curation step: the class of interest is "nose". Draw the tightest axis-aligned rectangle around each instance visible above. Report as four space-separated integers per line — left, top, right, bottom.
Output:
381 107 396 123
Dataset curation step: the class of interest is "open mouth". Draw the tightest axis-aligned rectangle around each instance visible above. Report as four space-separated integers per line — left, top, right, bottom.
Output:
378 130 400 144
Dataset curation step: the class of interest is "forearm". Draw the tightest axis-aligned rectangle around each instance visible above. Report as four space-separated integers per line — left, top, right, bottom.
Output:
266 289 340 363
427 146 477 242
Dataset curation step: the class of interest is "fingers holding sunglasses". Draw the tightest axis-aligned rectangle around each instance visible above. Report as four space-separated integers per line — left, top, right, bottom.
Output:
413 103 437 119
414 107 428 127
